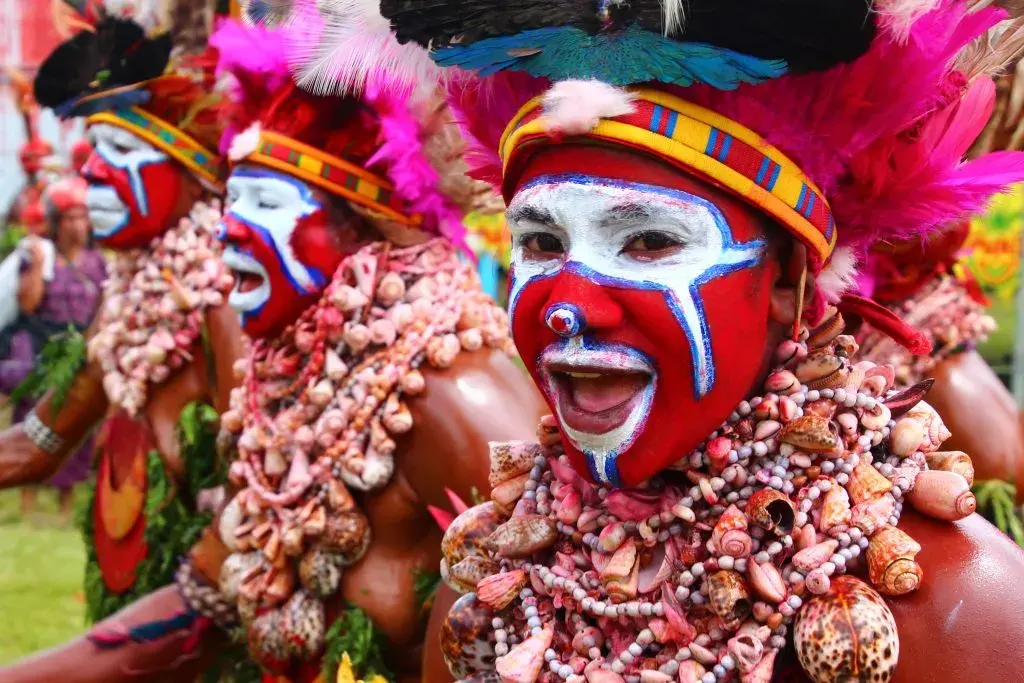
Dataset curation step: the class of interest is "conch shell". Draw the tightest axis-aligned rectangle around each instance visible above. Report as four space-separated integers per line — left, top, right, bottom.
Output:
495 625 553 683
795 351 848 389
488 514 557 559
907 470 977 521
476 569 527 610
745 489 796 535
924 451 975 486
794 576 899 683
711 504 753 557
779 414 842 454
867 526 922 596
706 570 752 630
847 462 893 504
819 486 852 532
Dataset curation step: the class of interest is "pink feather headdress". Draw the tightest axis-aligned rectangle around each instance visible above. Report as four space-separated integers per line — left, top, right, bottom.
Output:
443 0 1024 301
210 5 488 247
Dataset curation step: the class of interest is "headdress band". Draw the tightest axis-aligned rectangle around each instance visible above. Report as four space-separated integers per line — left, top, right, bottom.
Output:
242 131 420 227
500 88 836 266
87 107 226 190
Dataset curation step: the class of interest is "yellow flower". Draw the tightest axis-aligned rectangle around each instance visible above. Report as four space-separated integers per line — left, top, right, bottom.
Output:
336 653 390 683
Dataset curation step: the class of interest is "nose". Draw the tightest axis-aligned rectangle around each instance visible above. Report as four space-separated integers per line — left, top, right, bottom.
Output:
217 214 251 244
81 152 111 183
542 266 624 336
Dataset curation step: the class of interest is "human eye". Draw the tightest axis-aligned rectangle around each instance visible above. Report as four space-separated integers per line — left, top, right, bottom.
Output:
620 230 685 262
518 231 564 261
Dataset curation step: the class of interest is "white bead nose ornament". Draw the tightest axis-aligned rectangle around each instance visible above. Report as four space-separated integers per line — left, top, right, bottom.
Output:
545 304 583 337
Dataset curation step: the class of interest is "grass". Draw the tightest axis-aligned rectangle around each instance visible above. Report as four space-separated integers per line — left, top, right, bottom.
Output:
0 486 87 665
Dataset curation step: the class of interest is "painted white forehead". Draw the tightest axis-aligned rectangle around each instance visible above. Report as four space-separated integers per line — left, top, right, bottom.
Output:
88 123 153 149
509 177 725 220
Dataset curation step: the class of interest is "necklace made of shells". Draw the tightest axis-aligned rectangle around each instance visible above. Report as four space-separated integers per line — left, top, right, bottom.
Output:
215 238 512 672
857 273 996 385
441 308 977 683
86 200 233 417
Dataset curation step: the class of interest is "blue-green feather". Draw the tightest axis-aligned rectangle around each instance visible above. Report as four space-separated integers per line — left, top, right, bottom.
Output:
431 25 788 89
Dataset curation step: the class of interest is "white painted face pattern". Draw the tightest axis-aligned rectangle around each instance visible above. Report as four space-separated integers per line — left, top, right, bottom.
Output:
507 175 766 483
87 123 167 237
220 168 324 316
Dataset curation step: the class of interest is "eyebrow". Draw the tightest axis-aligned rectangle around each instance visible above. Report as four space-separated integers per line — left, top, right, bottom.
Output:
507 204 557 227
600 202 650 226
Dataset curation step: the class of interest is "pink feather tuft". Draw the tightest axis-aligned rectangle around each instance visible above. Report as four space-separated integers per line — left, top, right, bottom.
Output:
364 81 468 248
210 19 291 154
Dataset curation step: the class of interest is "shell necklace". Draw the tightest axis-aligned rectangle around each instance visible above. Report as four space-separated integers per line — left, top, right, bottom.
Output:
442 307 976 683
215 238 513 672
87 200 233 417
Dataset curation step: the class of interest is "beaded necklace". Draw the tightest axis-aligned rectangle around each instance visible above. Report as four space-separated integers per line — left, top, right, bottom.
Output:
86 200 232 416
216 238 513 671
442 309 976 683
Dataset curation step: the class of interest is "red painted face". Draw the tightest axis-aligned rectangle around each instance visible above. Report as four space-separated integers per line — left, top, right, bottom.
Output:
82 122 187 249
506 147 779 487
219 166 355 339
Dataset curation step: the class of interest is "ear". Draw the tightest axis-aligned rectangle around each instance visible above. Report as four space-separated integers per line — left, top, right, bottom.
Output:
769 242 815 327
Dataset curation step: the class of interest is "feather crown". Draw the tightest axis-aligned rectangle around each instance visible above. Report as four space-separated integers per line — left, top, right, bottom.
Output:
344 0 1024 302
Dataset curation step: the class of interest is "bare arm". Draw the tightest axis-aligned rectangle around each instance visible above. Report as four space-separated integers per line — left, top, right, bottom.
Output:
16 247 45 313
202 304 247 414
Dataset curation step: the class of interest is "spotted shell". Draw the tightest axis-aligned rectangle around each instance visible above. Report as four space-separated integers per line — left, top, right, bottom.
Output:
867 526 923 596
795 351 849 390
442 501 506 571
247 609 292 674
488 514 557 559
706 570 752 630
219 551 262 603
297 545 344 598
779 414 842 454
489 441 543 488
441 592 498 679
794 575 899 683
321 511 372 566
280 590 325 659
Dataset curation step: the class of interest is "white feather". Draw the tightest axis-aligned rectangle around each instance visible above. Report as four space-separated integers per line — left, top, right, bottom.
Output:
287 0 441 97
540 80 636 136
872 0 943 41
661 0 686 36
229 123 262 162
816 246 859 302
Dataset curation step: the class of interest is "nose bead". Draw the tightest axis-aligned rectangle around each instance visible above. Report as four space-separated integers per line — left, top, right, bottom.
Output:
545 303 584 337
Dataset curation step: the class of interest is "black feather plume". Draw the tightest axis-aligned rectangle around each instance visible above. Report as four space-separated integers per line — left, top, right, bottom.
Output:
381 0 875 74
33 19 172 117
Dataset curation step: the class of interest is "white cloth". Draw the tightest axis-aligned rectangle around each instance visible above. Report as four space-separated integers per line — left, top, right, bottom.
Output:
0 236 55 333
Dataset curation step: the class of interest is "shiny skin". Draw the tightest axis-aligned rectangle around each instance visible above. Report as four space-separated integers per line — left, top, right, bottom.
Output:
0 347 545 683
924 351 1024 486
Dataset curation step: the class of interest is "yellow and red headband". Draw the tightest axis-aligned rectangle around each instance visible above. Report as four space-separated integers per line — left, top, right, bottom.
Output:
500 88 836 268
87 107 227 191
237 129 421 227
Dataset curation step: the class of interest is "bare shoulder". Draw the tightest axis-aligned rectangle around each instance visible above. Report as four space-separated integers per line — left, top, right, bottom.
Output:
398 348 547 509
887 510 1024 682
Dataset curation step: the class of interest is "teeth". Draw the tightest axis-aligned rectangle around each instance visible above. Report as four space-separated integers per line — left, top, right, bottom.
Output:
566 372 602 379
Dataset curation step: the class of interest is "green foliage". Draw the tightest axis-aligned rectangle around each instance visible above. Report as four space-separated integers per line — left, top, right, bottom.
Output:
322 607 394 683
973 479 1024 546
80 401 224 623
413 569 441 613
0 226 26 259
201 643 263 683
7 327 86 418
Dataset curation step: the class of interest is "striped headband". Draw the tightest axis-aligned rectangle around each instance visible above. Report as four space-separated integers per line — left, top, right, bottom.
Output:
241 131 419 227
500 88 836 267
87 107 227 190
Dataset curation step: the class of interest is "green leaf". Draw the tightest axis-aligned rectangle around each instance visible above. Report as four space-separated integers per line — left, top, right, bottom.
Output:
322 607 394 683
7 326 87 419
413 569 441 613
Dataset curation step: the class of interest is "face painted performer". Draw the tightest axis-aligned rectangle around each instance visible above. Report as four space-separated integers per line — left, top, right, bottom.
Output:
363 0 1024 681
0 0 249 634
0 12 545 683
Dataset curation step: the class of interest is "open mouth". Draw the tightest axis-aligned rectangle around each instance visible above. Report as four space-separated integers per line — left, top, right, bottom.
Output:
221 248 270 313
541 345 654 436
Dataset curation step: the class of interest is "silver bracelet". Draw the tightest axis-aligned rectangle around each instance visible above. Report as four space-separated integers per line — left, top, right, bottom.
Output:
24 409 64 456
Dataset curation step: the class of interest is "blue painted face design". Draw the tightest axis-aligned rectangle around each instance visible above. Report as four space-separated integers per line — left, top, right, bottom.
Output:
507 175 774 487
